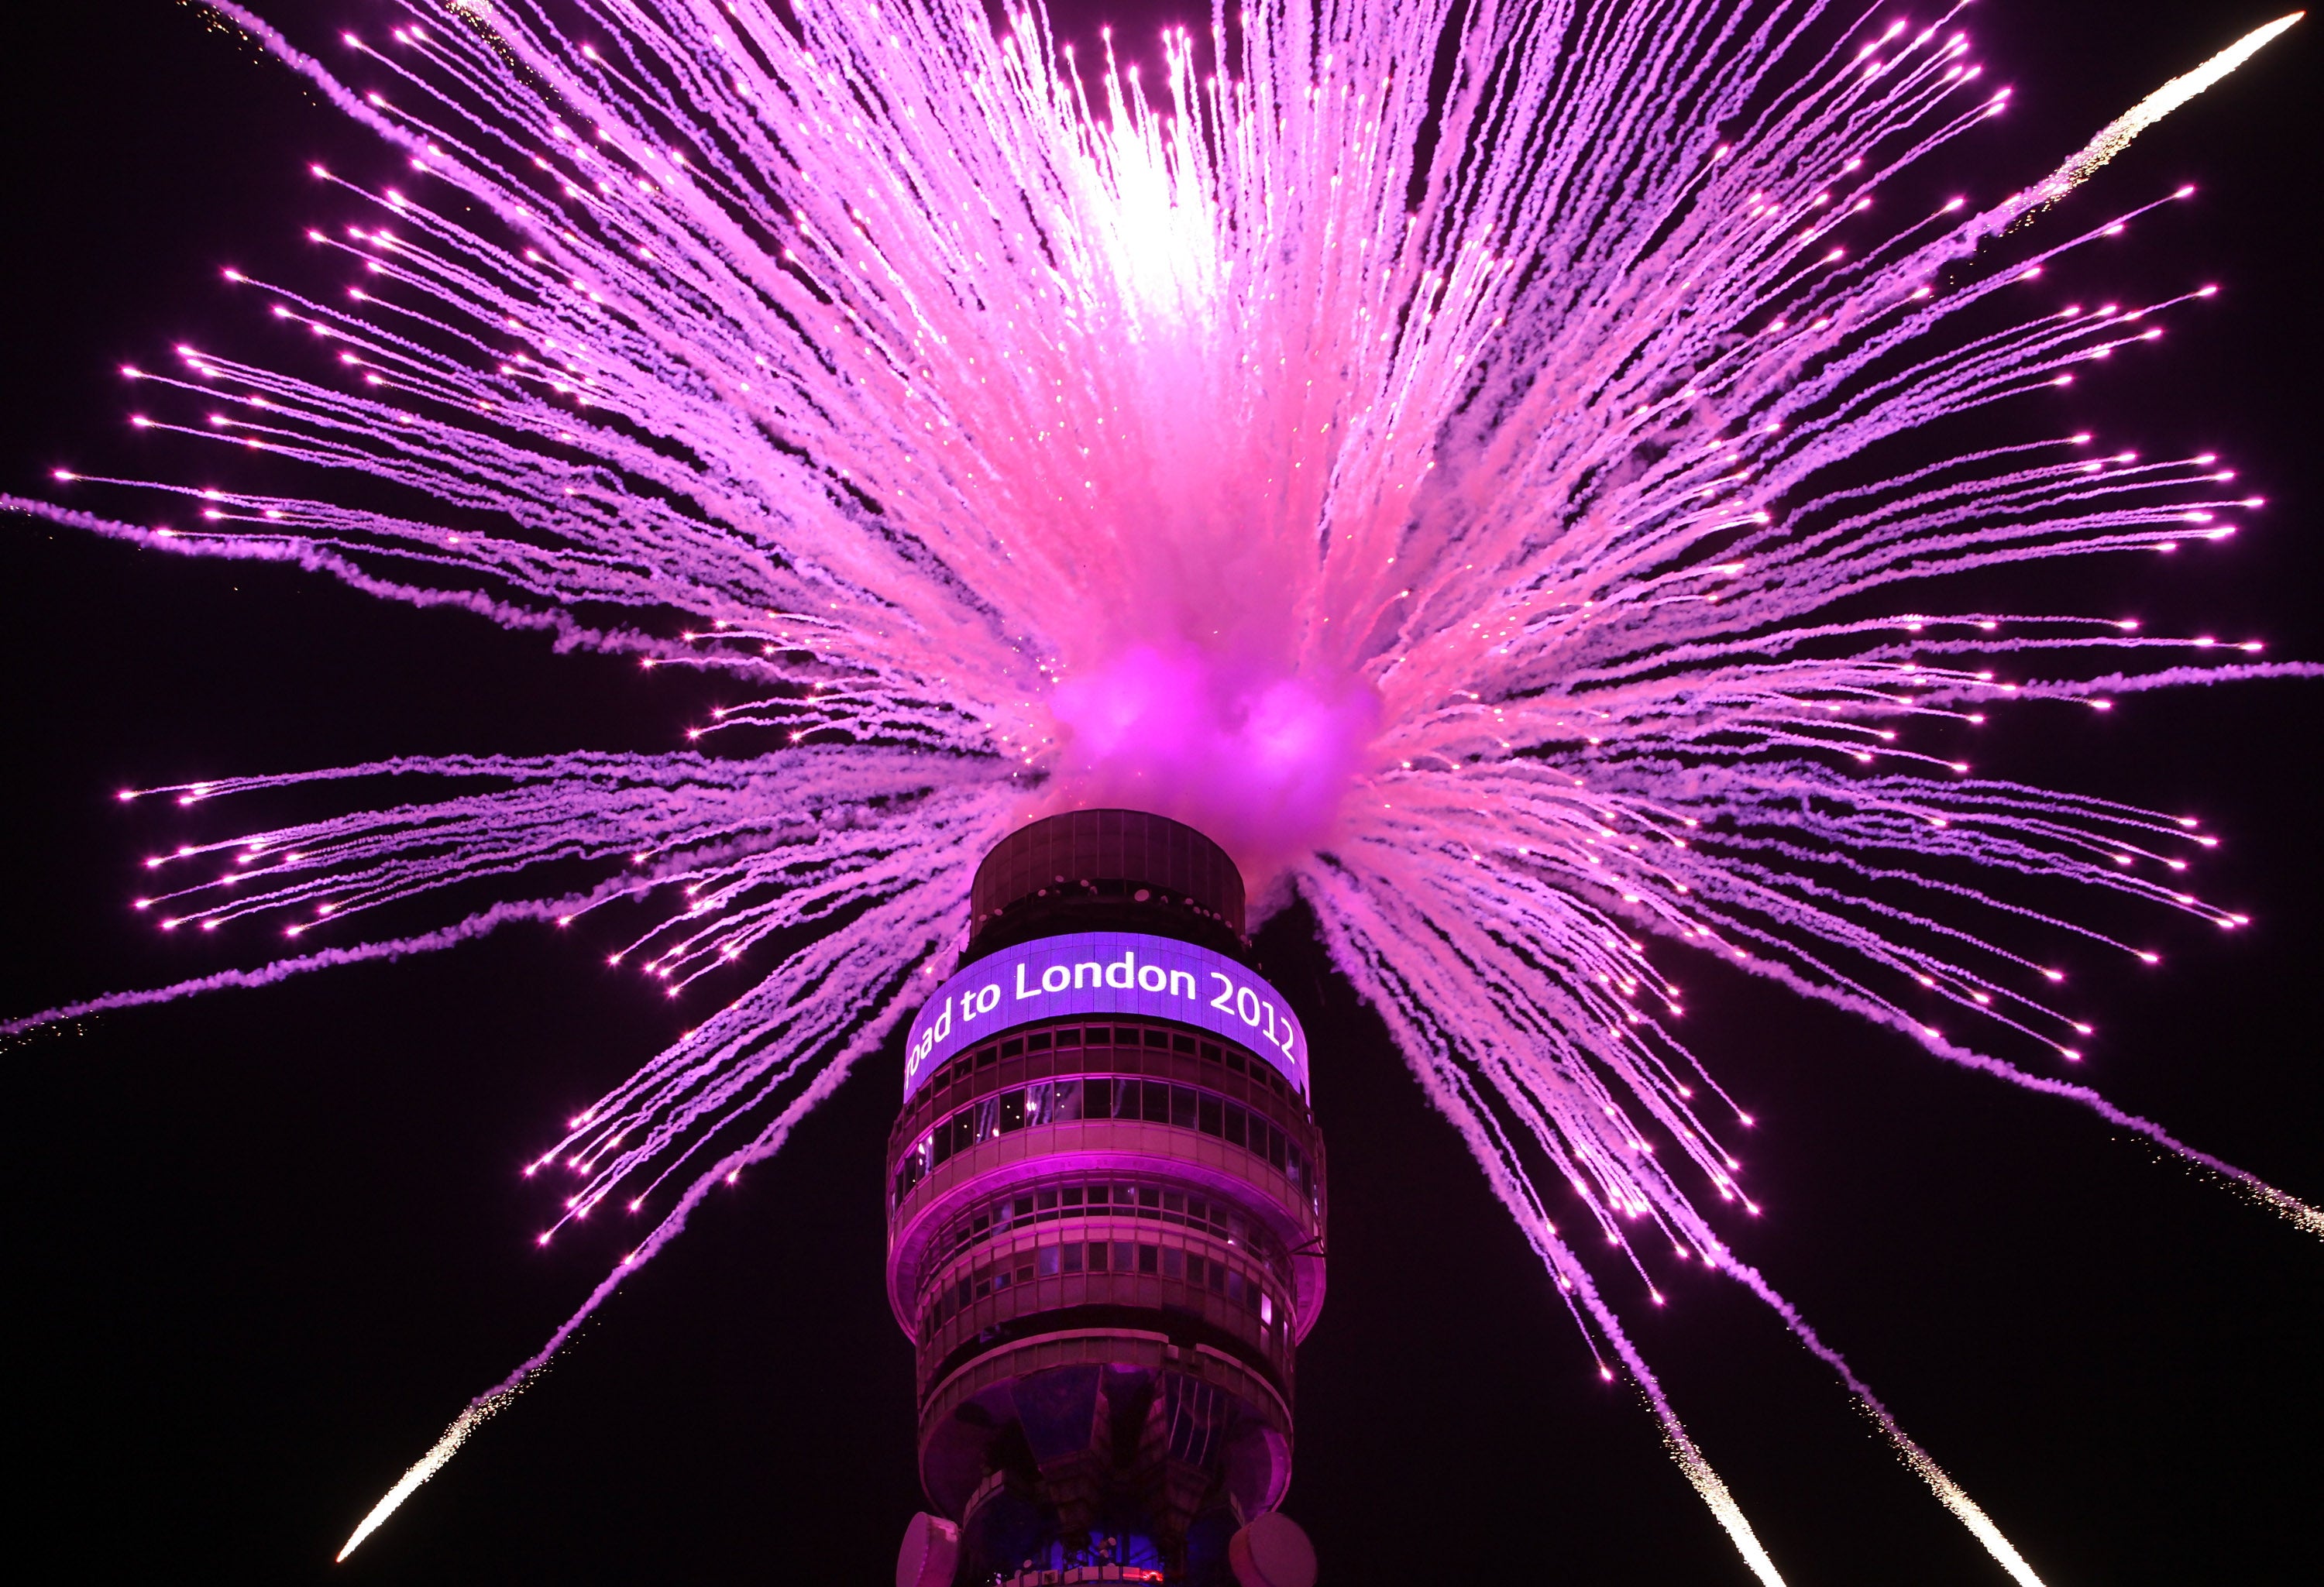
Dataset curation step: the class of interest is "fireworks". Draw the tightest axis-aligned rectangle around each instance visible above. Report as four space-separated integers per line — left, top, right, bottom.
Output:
7 0 2313 1575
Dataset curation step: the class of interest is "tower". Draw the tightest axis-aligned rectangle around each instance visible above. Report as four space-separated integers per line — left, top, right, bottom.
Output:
888 810 1325 1587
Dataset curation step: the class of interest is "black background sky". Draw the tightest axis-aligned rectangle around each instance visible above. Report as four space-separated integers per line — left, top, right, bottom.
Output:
2 2 2318 1582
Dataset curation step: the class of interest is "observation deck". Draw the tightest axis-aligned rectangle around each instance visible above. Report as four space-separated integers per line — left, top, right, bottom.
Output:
886 810 1325 1587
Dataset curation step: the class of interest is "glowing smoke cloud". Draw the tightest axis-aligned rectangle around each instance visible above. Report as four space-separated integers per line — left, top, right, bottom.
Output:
8 0 2319 1575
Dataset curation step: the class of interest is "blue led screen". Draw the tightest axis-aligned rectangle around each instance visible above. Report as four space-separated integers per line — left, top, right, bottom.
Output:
904 932 1307 1103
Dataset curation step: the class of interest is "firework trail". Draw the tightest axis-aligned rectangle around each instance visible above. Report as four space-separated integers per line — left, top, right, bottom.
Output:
2022 12 2305 210
8 0 2315 1573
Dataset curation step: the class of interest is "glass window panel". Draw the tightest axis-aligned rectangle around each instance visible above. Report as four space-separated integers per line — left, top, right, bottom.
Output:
1012 1196 1034 1221
1115 1028 1141 1047
1027 1032 1052 1050
1088 1242 1109 1272
972 1098 999 1143
1226 1269 1246 1304
1170 1085 1197 1129
1162 1190 1184 1216
1198 1094 1223 1137
1207 1259 1226 1293
1133 1242 1155 1274
1144 1029 1170 1049
1186 1255 1206 1286
997 1091 1026 1132
1223 1104 1248 1150
1267 1125 1287 1170
1115 1242 1136 1273
1137 1186 1162 1211
1083 1077 1112 1118
1062 1242 1084 1273
1162 1247 1184 1279
1202 1043 1222 1063
1260 1290 1274 1325
1062 1186 1085 1207
1037 1188 1059 1211
1142 1082 1171 1124
1038 1245 1060 1276
1000 1038 1024 1058
1050 1078 1081 1122
1056 1028 1082 1047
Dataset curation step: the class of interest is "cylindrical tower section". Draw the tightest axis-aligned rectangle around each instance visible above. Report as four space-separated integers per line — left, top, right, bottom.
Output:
887 811 1325 1586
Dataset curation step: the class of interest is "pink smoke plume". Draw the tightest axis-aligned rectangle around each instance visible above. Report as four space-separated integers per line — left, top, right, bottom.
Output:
1046 646 1379 885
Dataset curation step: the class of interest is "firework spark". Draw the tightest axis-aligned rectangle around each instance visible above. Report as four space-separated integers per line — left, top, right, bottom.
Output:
335 1395 511 1562
9 0 2316 1575
2027 12 2302 208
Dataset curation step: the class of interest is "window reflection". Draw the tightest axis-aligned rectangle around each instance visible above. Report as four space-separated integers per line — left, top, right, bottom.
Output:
892 1065 1319 1217
916 1224 1290 1353
917 1173 1293 1283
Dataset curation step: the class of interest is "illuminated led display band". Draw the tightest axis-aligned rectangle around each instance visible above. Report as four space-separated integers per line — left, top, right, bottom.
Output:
905 931 1308 1104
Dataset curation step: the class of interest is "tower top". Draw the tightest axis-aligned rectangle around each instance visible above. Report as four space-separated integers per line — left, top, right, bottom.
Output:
970 808 1246 945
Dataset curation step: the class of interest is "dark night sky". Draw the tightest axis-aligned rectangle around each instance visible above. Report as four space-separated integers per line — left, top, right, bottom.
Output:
2 2 2318 1582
